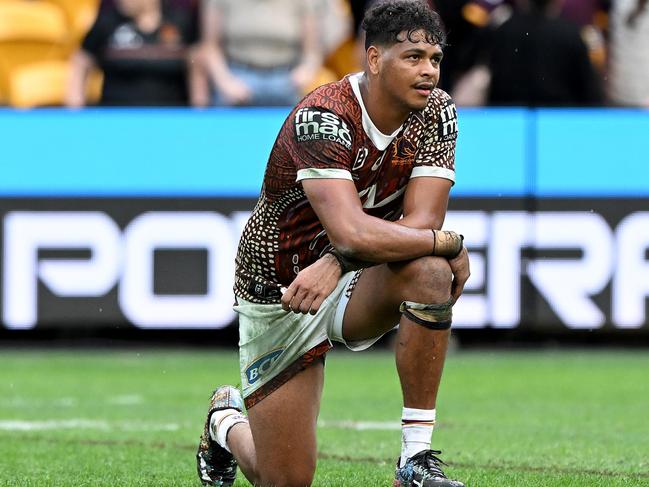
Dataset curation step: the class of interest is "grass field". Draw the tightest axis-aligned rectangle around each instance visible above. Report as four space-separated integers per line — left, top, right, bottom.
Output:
1 347 648 486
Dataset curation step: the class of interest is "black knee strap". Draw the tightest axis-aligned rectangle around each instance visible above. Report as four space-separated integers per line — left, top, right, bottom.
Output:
399 299 454 330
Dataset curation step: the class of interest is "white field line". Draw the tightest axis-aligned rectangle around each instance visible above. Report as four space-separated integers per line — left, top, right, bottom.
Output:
318 420 400 431
0 419 179 432
108 395 144 406
0 418 397 432
3 395 142 408
1 397 77 408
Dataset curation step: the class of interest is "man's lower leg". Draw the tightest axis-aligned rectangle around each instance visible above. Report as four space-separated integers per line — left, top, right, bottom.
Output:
395 321 451 460
222 422 259 483
393 320 465 486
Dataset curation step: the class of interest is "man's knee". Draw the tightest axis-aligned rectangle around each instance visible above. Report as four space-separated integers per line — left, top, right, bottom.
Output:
255 460 316 487
393 256 452 303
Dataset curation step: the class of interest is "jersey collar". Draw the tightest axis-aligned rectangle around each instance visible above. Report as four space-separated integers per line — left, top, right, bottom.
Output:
348 73 403 151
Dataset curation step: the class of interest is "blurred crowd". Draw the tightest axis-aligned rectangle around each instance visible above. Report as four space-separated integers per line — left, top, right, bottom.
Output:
0 0 647 108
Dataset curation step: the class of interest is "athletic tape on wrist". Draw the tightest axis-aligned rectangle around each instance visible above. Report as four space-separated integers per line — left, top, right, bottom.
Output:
399 299 454 330
431 230 464 259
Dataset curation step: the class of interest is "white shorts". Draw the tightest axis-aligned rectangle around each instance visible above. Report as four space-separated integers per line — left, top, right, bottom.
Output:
235 270 387 408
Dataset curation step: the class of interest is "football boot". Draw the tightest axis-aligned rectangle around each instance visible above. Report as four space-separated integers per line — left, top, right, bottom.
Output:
196 385 244 487
394 449 465 487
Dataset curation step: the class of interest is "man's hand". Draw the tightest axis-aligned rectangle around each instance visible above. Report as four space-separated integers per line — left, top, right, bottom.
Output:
281 253 342 314
218 75 252 105
291 63 318 92
448 247 470 304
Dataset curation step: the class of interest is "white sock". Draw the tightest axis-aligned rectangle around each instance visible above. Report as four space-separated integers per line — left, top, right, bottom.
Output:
400 407 436 467
209 409 248 453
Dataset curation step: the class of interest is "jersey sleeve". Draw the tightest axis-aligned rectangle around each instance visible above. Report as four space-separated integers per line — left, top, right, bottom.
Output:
290 106 355 182
412 89 458 184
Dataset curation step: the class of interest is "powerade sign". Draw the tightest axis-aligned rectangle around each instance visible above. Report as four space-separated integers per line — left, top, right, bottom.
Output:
447 203 649 330
1 209 245 329
0 201 647 331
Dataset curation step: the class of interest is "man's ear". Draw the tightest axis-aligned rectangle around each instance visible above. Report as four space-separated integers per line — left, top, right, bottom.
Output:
366 45 382 76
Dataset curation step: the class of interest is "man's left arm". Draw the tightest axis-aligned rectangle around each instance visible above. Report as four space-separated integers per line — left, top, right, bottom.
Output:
399 176 451 231
399 176 469 303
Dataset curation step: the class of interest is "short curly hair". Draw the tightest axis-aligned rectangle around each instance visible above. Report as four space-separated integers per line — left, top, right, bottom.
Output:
361 0 446 50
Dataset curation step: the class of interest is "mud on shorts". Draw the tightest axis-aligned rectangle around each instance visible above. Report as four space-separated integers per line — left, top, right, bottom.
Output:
236 270 388 409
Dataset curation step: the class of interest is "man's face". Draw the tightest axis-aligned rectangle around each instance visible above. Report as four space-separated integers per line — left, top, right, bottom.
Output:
376 30 443 111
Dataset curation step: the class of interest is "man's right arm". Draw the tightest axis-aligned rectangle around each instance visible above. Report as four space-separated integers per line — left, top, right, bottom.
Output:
302 178 443 263
283 177 464 314
282 177 440 315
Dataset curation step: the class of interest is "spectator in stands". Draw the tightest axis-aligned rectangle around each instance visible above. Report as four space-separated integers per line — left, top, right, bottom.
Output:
464 0 603 106
191 0 323 107
558 0 608 75
484 0 604 106
608 0 649 106
66 0 197 107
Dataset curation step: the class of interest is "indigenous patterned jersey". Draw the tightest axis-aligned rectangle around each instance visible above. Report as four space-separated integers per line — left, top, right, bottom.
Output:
235 73 458 303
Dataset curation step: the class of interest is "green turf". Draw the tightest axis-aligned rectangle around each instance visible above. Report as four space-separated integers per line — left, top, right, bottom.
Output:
1 348 648 486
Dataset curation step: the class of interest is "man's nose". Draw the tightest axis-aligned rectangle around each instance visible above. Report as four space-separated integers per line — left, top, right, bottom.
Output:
420 59 436 77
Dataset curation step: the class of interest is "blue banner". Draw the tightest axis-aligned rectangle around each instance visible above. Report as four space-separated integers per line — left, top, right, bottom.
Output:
1 107 648 197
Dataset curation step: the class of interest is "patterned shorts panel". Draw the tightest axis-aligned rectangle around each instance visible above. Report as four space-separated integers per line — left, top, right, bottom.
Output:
236 269 383 406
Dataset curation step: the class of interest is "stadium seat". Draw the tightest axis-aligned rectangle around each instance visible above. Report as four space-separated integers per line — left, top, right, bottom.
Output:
0 1 69 103
8 60 103 108
44 0 100 45
303 67 338 96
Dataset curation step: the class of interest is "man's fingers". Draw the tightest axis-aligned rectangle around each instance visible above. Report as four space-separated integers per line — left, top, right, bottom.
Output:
309 294 326 315
281 284 297 311
450 246 468 264
448 247 470 304
290 288 309 314
451 278 464 303
298 294 316 314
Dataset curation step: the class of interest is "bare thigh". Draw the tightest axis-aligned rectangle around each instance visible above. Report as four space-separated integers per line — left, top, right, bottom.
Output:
246 359 325 487
343 257 452 342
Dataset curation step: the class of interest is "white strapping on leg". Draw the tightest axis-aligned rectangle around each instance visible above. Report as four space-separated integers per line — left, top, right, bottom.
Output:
209 409 248 453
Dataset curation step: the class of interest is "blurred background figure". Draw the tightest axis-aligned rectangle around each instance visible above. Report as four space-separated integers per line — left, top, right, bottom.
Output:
558 0 608 74
431 0 513 94
191 0 325 107
454 0 604 106
608 0 649 106
66 0 198 107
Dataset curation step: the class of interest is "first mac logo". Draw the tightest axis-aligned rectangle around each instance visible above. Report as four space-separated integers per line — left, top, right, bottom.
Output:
294 108 352 150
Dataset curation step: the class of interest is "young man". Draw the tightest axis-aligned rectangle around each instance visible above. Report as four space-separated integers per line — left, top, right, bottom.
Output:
196 1 470 486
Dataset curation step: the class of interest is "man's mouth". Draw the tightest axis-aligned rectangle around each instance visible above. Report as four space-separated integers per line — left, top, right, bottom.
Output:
414 82 434 97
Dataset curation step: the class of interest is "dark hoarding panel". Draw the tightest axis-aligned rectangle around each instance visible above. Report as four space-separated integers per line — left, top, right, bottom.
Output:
1 198 647 333
448 198 649 332
0 199 254 330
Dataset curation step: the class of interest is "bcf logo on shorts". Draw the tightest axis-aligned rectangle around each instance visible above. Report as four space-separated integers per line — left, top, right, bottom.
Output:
245 349 284 385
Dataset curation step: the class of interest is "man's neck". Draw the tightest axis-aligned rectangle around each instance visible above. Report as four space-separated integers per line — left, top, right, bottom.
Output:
358 73 410 135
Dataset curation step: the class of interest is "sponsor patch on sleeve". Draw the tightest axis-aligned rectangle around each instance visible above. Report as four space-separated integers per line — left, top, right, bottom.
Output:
294 107 353 150
438 98 458 142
